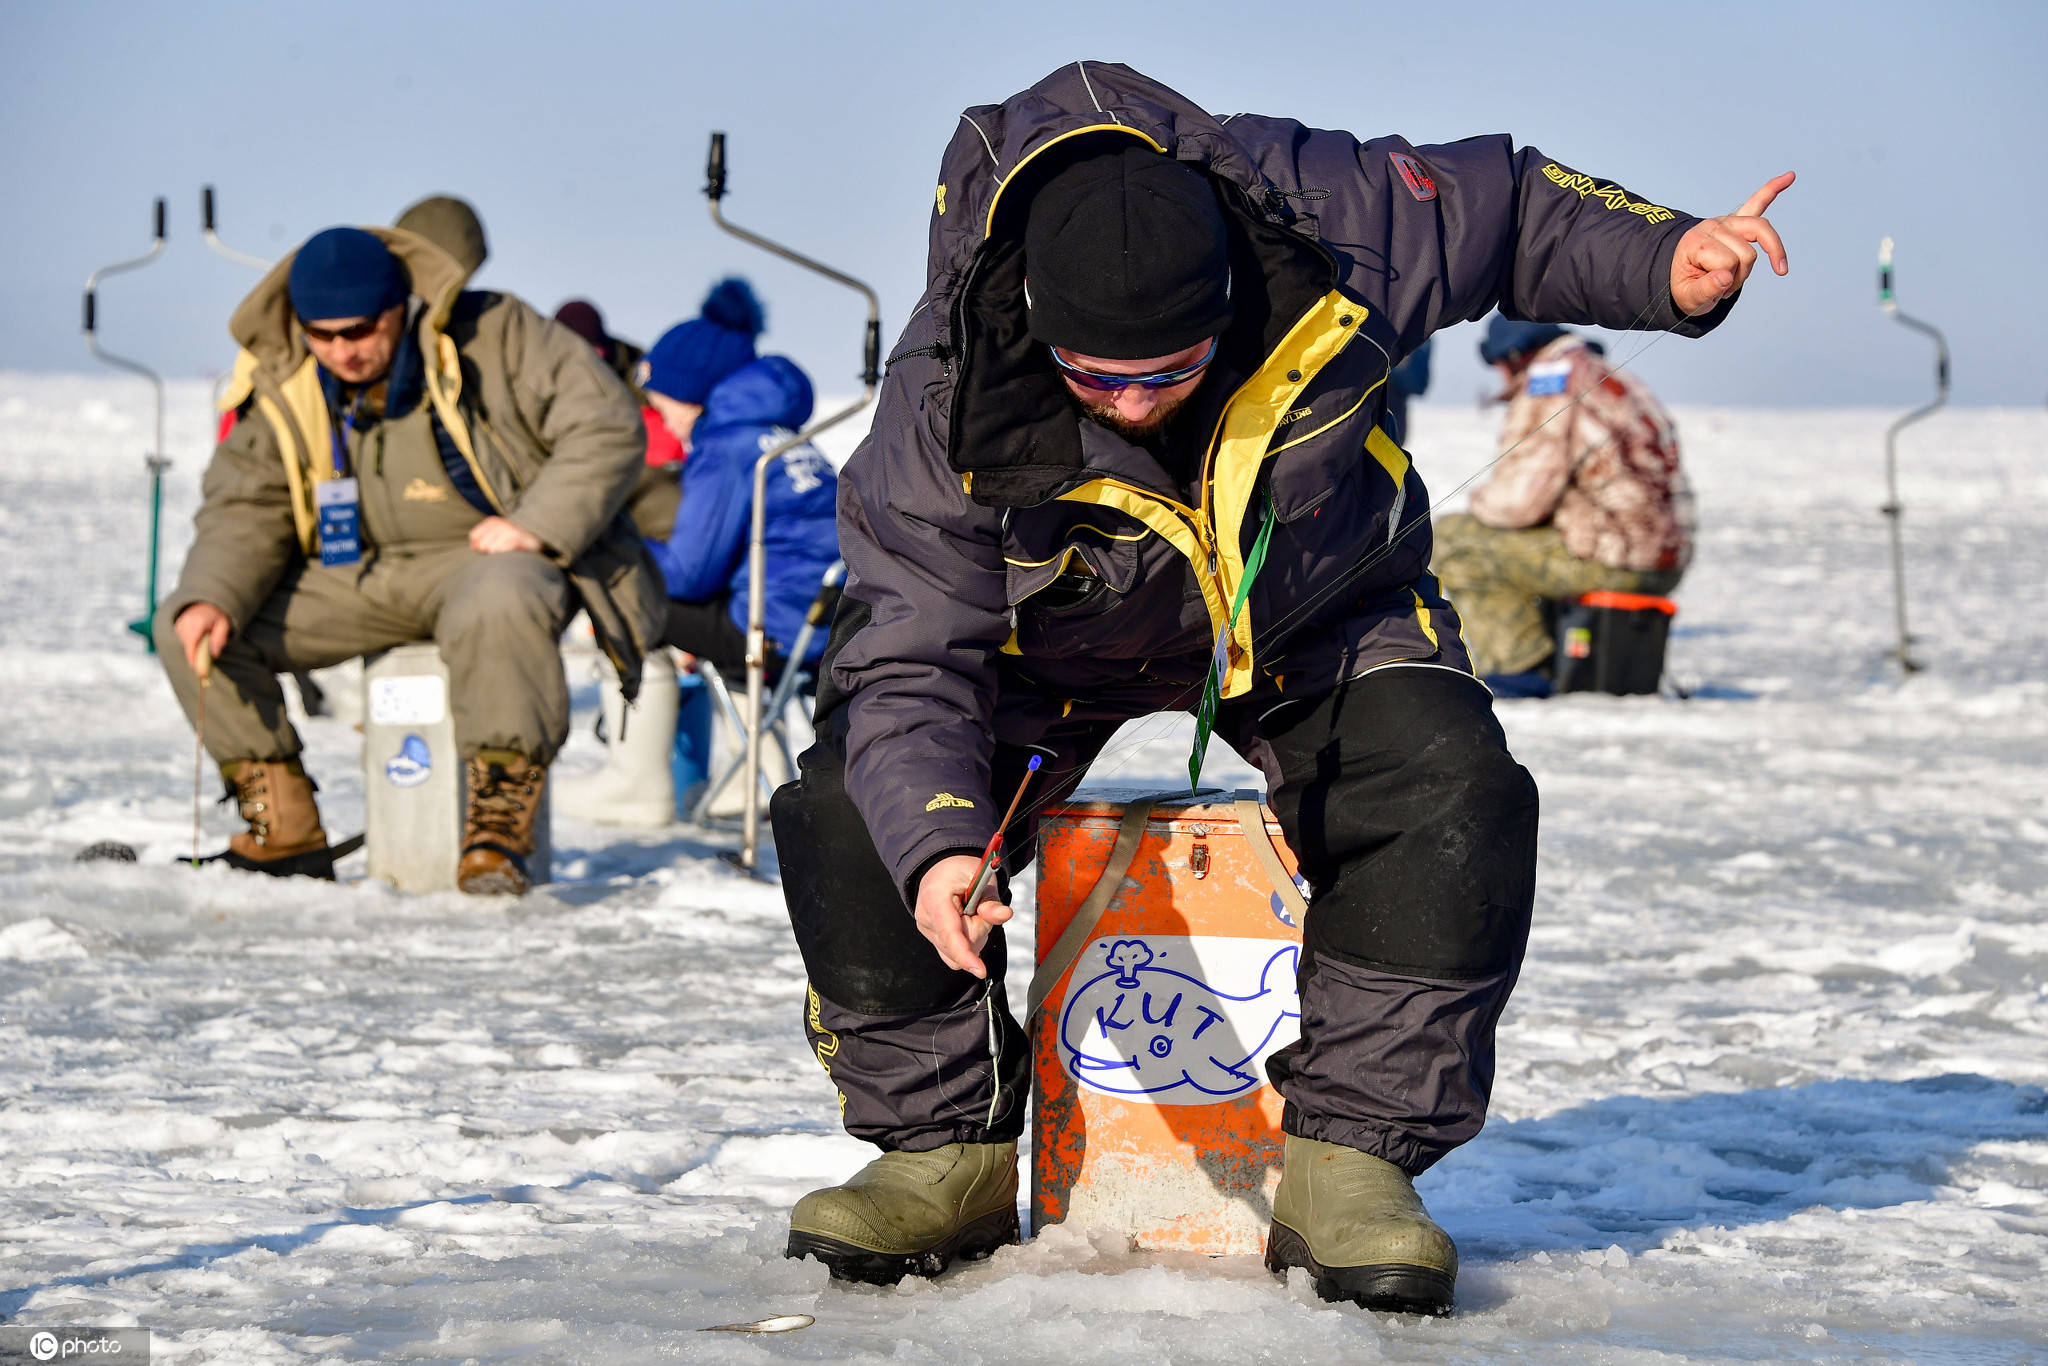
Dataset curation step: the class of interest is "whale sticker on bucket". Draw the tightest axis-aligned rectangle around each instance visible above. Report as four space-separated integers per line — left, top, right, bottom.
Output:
384 733 433 788
1058 936 1300 1104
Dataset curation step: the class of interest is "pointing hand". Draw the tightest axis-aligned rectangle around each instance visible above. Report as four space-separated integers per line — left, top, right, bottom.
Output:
1670 171 1794 316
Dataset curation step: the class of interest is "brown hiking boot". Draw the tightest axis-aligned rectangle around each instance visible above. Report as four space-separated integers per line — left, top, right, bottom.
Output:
216 759 336 879
457 749 545 896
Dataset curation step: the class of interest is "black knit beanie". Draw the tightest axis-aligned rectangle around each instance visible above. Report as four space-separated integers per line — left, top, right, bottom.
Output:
1024 145 1232 359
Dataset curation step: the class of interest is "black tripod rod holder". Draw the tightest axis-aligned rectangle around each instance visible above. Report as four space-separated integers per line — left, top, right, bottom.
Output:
704 131 882 386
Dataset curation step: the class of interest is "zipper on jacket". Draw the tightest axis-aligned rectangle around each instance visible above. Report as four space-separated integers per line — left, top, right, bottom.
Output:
956 140 1357 695
888 339 951 372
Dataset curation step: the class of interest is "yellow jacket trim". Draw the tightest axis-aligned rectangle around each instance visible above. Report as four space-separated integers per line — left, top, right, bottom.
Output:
250 356 331 553
1006 543 1087 575
1268 374 1385 462
1001 524 1149 570
1029 295 1375 702
984 124 1168 237
981 127 1390 700
1365 423 1410 487
218 349 259 414
1054 476 1229 673
1202 292 1366 696
1409 586 1440 651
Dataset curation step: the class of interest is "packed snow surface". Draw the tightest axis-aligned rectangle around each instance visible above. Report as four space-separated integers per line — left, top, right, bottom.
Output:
2 373 2044 1363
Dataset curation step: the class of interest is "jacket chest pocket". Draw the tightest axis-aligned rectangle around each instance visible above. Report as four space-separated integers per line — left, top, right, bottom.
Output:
1002 519 1147 618
1266 408 1384 525
1262 341 1393 525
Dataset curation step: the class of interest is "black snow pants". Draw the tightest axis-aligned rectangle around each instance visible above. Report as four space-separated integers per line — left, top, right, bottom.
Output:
771 662 1539 1176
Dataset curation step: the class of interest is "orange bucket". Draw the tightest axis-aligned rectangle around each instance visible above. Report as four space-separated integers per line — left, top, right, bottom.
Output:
1030 785 1304 1254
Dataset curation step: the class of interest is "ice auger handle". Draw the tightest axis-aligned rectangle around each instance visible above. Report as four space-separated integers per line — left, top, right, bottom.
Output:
701 127 881 872
706 132 727 202
1874 235 1949 675
153 197 166 241
203 186 216 232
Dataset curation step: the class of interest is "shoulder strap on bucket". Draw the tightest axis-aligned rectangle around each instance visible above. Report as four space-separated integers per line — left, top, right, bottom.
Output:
1234 789 1309 926
1026 798 1156 1024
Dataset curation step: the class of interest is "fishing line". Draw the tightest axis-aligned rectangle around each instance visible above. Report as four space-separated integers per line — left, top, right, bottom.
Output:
191 638 214 865
968 286 1693 853
1244 288 1680 657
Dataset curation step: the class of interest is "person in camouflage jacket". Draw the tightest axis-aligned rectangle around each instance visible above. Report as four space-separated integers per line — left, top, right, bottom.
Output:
1434 317 1692 681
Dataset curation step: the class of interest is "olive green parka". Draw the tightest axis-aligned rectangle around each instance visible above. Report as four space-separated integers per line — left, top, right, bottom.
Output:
165 226 668 697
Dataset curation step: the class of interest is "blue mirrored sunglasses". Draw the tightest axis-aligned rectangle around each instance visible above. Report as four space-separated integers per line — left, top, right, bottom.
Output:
1048 338 1217 392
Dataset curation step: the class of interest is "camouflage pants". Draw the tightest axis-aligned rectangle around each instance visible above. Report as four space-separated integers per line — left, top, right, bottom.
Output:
1431 514 1683 676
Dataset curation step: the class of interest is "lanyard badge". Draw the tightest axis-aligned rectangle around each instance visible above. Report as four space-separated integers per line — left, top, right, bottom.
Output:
317 400 365 567
1189 492 1275 792
316 477 362 566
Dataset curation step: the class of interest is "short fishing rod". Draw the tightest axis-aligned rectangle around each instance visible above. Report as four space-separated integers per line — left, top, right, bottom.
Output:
961 755 1041 915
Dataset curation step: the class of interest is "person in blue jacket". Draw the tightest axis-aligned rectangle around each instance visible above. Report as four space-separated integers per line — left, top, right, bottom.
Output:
638 279 839 683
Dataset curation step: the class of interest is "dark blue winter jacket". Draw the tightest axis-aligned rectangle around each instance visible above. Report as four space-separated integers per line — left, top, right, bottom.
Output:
647 355 838 665
831 61 1736 896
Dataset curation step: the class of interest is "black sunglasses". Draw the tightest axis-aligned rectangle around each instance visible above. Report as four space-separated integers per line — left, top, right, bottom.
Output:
300 317 383 343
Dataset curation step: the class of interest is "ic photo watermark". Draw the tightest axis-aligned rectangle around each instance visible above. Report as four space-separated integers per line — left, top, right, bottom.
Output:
0 1329 151 1364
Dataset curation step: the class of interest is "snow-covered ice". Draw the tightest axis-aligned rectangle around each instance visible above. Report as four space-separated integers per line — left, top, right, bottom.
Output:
2 373 2044 1363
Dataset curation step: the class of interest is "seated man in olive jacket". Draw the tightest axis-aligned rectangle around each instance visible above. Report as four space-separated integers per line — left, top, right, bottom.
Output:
770 61 1790 1313
156 225 666 895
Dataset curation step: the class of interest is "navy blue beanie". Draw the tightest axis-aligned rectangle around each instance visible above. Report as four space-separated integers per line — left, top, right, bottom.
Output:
1478 315 1570 366
289 227 411 323
639 279 765 404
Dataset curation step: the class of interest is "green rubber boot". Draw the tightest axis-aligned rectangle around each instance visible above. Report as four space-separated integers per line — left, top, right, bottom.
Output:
1265 1134 1458 1316
786 1141 1019 1285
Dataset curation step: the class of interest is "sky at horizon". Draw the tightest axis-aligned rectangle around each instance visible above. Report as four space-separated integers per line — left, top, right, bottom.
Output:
3 0 2044 411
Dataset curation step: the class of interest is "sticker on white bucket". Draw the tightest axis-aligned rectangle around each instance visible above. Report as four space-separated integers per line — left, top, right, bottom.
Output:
1057 936 1300 1105
369 674 447 726
384 734 433 788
